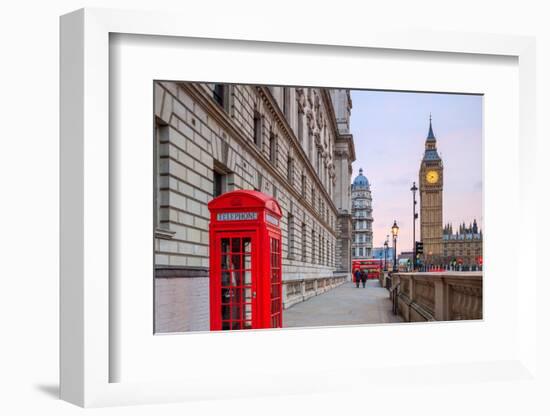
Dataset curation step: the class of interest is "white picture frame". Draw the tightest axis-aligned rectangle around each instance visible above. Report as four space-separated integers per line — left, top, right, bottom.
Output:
60 8 537 407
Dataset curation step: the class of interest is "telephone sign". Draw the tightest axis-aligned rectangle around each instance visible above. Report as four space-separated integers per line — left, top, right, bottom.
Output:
216 212 258 221
265 213 280 226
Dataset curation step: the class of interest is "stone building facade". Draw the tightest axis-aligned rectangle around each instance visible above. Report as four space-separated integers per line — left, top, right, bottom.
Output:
351 168 374 259
330 89 355 273
442 220 483 270
154 81 355 333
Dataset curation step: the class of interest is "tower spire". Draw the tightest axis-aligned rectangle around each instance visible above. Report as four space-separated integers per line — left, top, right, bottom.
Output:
427 114 436 140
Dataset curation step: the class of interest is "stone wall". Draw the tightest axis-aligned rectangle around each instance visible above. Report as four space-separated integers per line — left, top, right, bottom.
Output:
283 274 348 308
392 272 482 322
154 268 209 333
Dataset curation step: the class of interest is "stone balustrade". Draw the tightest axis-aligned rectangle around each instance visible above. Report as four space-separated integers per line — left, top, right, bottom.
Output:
391 272 482 322
283 274 349 309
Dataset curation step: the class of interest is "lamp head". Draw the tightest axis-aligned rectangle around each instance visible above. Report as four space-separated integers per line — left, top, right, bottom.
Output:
391 220 399 237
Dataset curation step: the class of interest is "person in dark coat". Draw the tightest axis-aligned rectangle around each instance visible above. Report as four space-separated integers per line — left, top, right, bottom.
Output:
354 269 361 288
360 270 368 288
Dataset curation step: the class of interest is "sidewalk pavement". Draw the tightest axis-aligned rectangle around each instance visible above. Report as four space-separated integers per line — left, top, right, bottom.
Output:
283 279 403 328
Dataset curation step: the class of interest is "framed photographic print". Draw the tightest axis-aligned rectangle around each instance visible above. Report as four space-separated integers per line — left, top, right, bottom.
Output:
60 7 537 408
151 81 483 334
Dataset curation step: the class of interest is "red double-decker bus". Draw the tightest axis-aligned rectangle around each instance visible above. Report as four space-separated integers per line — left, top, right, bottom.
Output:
352 259 383 280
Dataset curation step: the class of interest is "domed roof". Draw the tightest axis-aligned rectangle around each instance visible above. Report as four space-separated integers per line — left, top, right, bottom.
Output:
352 168 370 189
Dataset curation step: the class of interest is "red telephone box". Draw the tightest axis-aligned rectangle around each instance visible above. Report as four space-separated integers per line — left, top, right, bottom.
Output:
208 190 283 331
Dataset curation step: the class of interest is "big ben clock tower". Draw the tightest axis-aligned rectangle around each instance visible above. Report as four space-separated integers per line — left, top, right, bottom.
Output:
419 115 443 262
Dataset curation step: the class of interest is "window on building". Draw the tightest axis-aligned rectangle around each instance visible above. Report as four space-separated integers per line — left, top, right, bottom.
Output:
213 167 229 198
255 171 263 192
269 133 277 164
253 111 263 148
301 222 307 262
319 234 323 264
311 229 316 264
154 121 169 231
359 247 364 257
317 150 321 174
213 84 229 111
288 213 295 259
301 172 307 195
287 155 293 185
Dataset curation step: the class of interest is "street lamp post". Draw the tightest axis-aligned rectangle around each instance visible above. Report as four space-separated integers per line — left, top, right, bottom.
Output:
391 221 399 272
410 182 418 270
383 239 388 271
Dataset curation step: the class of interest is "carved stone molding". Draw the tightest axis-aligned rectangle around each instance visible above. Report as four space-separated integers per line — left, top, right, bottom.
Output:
334 149 350 158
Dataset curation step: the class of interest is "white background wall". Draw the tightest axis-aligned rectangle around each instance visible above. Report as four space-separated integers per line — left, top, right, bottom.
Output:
0 1 548 415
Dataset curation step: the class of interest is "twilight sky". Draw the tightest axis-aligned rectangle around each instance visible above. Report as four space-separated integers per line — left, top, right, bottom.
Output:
349 90 483 254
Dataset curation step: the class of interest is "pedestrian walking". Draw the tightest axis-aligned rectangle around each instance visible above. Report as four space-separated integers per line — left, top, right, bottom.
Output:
360 270 367 288
354 269 361 288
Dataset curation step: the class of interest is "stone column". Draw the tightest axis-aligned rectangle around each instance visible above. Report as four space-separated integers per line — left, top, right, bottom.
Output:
333 135 355 274
433 276 448 321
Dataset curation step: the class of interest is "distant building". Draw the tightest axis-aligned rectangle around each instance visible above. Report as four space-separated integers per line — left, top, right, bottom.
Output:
442 220 483 270
351 168 374 259
398 251 415 262
371 246 395 267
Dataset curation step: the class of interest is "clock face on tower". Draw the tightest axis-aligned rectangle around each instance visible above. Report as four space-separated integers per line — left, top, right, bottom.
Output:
426 170 439 184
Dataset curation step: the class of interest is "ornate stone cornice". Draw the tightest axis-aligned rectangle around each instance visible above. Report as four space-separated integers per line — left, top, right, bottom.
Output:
336 133 355 162
334 149 349 158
